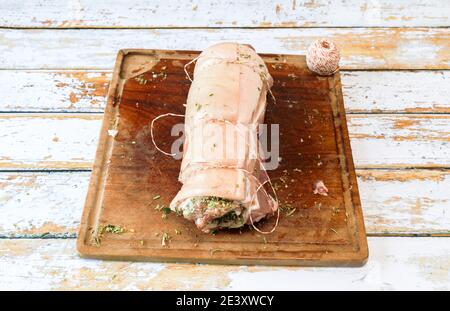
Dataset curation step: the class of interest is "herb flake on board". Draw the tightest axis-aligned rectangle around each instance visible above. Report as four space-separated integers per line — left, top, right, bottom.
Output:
161 232 171 246
91 224 125 246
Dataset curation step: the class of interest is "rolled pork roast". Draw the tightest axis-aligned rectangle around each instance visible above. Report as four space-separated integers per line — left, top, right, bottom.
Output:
169 42 278 232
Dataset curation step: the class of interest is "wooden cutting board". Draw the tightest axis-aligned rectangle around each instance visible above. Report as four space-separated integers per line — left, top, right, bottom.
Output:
77 49 368 266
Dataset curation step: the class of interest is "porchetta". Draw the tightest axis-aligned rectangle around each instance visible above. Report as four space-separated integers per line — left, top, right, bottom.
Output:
169 42 278 232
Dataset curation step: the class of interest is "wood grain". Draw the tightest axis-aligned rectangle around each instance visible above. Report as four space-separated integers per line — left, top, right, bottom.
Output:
1 70 449 113
0 238 448 290
1 170 449 237
0 172 88 237
1 0 448 28
348 114 450 168
0 114 101 170
342 71 450 114
0 70 110 112
0 114 448 170
0 28 448 70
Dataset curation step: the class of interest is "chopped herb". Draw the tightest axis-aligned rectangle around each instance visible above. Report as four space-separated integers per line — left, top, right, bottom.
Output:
211 229 219 235
195 102 202 111
210 248 224 255
92 224 125 246
162 207 172 215
279 203 296 216
198 196 236 210
161 232 171 246
209 93 214 97
212 211 244 226
332 207 341 215
273 182 281 191
154 204 167 211
101 224 125 234
134 75 148 85
285 208 296 217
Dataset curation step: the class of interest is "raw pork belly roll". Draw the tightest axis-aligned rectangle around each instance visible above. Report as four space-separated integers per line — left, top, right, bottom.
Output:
170 42 278 232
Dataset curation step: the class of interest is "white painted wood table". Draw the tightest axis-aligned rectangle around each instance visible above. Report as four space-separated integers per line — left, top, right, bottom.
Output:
0 1 449 290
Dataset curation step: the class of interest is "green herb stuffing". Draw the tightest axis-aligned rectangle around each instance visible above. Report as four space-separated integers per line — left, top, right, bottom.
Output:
213 211 244 226
197 196 236 210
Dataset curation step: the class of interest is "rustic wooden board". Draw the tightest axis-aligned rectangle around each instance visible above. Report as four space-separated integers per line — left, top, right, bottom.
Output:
1 28 449 70
76 49 368 266
1 0 448 28
1 238 449 290
1 170 450 237
1 113 450 170
2 70 449 113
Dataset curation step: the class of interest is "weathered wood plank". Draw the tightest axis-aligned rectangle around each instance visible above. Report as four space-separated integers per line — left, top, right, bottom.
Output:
0 114 448 170
0 172 88 237
357 170 450 235
2 70 449 113
0 28 448 70
1 0 448 28
0 70 110 112
342 71 450 114
348 114 450 168
1 170 449 236
0 114 101 170
0 238 448 290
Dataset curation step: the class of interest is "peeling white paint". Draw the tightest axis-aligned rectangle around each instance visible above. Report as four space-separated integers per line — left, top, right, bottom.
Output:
0 114 101 169
0 238 448 290
0 70 110 112
0 28 448 70
1 1 448 28
0 172 90 235
226 237 450 290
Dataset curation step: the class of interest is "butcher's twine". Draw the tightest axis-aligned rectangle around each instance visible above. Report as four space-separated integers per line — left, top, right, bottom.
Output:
306 39 340 76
